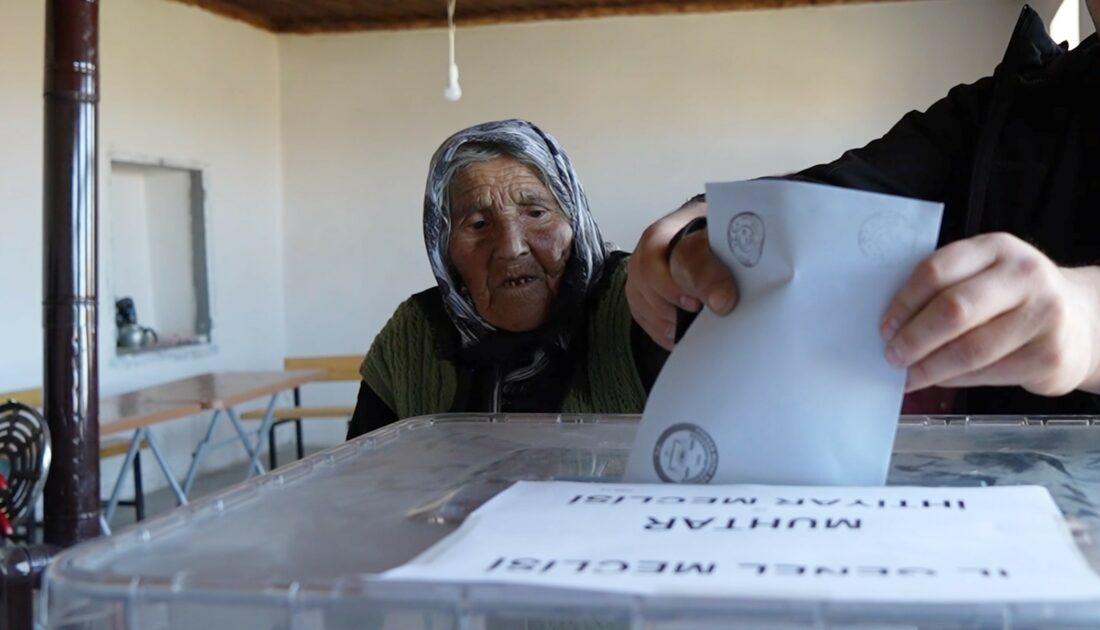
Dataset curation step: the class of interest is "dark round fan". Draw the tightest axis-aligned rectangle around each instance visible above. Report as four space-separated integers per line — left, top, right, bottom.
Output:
0 401 51 539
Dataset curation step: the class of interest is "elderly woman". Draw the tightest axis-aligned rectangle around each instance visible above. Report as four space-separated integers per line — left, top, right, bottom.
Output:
346 119 665 438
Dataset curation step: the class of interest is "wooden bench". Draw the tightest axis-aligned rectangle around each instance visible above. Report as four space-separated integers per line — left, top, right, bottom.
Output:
2 387 41 409
1 387 150 535
239 355 360 468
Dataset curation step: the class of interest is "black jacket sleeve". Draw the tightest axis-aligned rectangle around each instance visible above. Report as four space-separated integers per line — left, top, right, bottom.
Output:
630 319 669 394
346 380 398 440
789 77 995 243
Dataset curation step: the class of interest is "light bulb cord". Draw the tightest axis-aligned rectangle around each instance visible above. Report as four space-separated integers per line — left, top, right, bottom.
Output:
447 0 457 68
443 0 462 101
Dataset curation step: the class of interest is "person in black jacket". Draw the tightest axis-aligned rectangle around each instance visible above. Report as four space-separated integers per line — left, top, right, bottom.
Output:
626 4 1100 415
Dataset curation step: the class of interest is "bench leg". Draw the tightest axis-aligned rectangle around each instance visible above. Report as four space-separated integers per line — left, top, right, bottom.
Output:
132 450 145 521
293 387 304 461
267 417 305 470
295 419 304 460
268 421 278 470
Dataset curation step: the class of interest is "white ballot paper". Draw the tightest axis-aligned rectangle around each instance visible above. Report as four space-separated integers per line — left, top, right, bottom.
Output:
626 180 943 486
383 481 1100 603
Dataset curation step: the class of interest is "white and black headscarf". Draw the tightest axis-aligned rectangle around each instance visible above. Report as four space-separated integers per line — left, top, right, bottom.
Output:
423 119 608 381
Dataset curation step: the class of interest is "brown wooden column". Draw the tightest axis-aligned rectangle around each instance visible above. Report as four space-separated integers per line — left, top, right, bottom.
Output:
43 0 101 547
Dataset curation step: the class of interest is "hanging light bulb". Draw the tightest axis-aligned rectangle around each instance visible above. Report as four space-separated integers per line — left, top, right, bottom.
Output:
444 0 462 101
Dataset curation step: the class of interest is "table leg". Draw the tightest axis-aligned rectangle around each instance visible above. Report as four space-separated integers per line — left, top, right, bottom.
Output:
102 430 145 524
144 429 188 506
226 405 267 478
182 409 222 497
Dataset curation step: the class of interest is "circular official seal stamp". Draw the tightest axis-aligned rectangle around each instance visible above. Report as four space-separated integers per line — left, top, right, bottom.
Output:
727 212 765 268
653 423 719 483
858 211 916 267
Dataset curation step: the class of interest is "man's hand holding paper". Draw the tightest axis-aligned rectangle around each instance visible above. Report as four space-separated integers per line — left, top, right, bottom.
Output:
881 232 1100 397
626 180 943 485
651 201 1100 401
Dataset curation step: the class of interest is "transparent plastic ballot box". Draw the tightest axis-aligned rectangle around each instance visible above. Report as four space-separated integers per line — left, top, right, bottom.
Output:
43 414 1100 629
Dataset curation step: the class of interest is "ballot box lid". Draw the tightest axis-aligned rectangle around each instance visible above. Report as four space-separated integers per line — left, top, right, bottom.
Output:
44 414 1100 628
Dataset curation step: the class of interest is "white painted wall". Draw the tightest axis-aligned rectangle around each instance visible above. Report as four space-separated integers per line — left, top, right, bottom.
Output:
0 0 285 504
0 0 46 394
108 167 158 333
143 169 197 338
1052 0 1089 46
109 165 199 340
278 0 1062 444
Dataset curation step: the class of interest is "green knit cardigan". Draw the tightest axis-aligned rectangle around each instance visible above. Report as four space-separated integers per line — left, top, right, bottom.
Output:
359 259 646 419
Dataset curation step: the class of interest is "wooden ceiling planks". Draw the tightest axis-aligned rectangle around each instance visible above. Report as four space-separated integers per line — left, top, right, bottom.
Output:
169 0 918 33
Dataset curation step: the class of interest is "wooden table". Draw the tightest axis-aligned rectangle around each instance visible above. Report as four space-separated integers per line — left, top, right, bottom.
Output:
121 371 321 410
96 370 322 527
150 371 323 496
100 395 203 434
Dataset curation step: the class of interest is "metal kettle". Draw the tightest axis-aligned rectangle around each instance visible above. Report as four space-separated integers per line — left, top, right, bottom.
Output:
115 298 158 349
117 324 158 349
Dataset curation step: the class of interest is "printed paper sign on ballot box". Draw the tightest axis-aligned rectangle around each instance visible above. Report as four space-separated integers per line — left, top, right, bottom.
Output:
626 180 944 486
385 481 1100 603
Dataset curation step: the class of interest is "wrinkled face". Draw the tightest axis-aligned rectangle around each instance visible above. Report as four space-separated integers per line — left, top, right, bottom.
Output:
448 156 574 332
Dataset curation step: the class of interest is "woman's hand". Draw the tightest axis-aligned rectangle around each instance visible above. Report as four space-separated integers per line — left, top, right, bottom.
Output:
626 200 738 349
882 232 1100 396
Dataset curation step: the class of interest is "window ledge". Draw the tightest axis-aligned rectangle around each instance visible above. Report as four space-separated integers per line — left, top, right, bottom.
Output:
111 342 218 367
